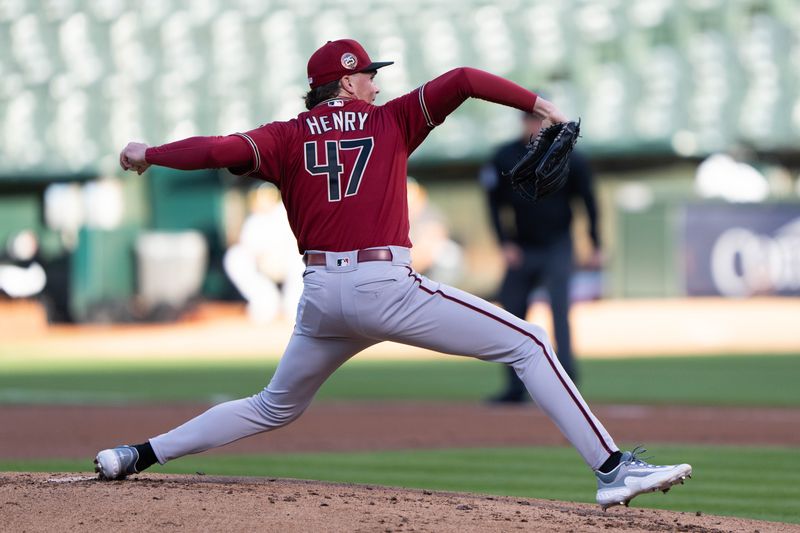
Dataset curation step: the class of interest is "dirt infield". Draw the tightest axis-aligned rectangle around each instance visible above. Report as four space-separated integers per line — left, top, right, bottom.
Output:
2 402 799 460
3 403 800 531
3 472 797 533
2 298 799 531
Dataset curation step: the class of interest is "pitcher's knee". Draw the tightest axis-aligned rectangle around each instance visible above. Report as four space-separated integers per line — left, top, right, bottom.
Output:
523 324 555 353
505 324 554 366
250 390 308 429
523 322 549 343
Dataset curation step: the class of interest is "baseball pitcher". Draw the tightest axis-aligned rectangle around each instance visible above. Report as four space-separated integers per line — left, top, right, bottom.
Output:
97 39 691 509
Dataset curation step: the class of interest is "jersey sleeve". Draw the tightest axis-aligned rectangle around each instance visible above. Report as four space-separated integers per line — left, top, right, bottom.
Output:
381 89 435 154
229 122 287 185
384 67 538 154
144 135 253 170
423 67 538 122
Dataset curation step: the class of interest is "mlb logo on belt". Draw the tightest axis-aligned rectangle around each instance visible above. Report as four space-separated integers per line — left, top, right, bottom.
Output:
337 258 350 267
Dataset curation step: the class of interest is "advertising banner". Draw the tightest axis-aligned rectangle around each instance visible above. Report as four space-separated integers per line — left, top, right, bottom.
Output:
683 203 800 297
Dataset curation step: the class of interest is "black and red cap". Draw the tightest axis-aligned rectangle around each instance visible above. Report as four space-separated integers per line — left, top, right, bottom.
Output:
307 39 393 89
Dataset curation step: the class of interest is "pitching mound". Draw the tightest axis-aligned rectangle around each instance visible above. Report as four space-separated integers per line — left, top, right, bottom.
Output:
2 473 795 533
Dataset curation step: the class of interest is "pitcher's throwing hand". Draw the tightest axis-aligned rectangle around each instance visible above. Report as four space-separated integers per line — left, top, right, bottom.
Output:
119 142 150 175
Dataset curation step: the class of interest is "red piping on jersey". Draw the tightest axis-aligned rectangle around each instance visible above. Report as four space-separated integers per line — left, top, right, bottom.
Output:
405 267 614 455
418 83 437 127
231 132 261 176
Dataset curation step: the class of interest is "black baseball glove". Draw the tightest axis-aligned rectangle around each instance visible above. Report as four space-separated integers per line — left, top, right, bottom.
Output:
505 119 581 202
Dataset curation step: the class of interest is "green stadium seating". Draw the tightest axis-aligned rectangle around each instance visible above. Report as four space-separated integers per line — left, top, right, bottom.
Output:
1 0 799 176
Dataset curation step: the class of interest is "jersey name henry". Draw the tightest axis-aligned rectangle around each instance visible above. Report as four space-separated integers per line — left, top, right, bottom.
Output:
305 111 369 135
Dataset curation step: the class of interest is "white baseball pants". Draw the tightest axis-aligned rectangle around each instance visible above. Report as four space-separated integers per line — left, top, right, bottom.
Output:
150 247 617 470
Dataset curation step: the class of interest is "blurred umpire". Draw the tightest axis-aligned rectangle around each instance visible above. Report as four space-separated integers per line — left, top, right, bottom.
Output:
480 109 602 402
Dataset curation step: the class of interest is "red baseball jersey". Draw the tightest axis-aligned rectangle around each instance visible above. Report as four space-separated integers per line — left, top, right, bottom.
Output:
232 95 427 253
145 68 537 253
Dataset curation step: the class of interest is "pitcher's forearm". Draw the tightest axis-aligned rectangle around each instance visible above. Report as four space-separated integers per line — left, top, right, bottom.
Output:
143 135 253 170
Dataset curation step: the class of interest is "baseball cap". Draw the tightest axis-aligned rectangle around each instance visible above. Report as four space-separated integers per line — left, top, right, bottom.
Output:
307 39 393 89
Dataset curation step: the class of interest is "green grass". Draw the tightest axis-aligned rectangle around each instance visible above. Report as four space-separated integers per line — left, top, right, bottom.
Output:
1 354 799 406
578 354 800 406
4 445 798 524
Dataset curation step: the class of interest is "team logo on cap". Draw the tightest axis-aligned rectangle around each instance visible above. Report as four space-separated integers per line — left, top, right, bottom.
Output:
341 52 358 70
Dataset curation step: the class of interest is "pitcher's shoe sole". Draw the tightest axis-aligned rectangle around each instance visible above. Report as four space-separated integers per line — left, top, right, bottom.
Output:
597 463 692 510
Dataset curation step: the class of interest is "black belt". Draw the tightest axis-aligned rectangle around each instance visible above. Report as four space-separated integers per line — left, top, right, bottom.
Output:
304 248 393 266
